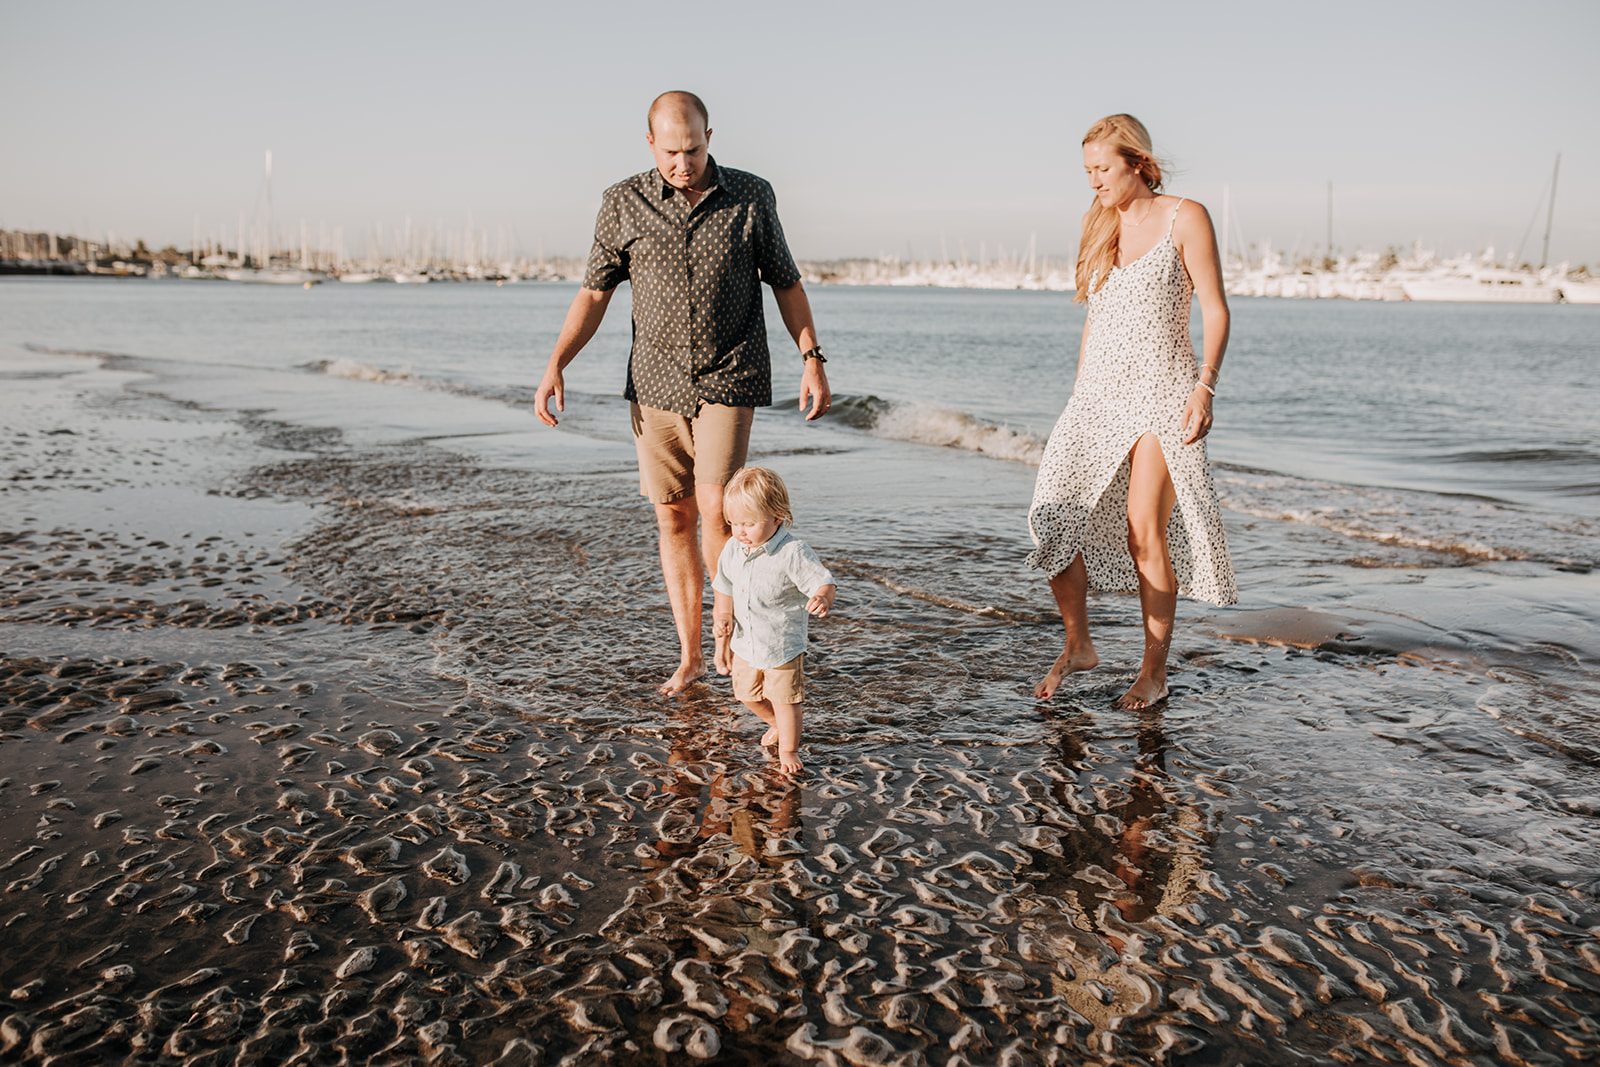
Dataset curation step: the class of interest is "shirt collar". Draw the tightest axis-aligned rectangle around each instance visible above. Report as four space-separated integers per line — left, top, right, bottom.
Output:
652 156 722 202
741 523 792 559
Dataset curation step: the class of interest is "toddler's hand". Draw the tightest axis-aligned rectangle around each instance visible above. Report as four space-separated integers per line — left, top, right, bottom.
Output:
807 584 837 618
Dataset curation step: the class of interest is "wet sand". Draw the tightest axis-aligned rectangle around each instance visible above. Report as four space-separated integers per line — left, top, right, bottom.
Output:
3 346 1599 1065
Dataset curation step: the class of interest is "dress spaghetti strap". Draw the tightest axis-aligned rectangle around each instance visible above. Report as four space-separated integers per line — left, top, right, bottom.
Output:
1167 197 1187 235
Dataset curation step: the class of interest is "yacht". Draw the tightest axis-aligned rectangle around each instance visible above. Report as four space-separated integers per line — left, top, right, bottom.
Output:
1559 278 1600 304
1400 268 1560 303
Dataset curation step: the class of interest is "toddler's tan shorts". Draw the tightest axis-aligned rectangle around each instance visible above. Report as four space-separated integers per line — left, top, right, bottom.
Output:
731 653 805 705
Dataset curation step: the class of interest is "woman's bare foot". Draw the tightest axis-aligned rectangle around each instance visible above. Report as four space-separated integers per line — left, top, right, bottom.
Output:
761 726 778 746
1034 648 1099 700
659 659 705 696
777 748 803 774
1115 674 1168 710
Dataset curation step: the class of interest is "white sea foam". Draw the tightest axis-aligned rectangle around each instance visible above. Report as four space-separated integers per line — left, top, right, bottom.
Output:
320 358 423 386
1214 466 1599 567
845 394 1596 567
868 403 1046 465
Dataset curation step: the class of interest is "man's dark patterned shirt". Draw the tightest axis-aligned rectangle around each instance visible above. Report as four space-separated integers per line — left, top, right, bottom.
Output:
582 158 802 418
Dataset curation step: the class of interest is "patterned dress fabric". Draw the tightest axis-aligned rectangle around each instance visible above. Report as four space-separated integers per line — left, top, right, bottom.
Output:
583 158 802 418
1026 200 1238 606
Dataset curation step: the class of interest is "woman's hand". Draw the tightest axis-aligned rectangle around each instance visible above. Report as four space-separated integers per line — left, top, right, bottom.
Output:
1181 385 1214 445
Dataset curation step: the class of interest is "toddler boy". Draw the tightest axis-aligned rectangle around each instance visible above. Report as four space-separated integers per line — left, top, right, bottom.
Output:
712 467 835 773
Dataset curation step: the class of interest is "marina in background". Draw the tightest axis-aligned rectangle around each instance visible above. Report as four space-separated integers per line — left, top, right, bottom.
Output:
4 226 1596 302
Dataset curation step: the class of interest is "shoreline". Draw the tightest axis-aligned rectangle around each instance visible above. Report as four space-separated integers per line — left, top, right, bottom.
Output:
3 342 1598 1063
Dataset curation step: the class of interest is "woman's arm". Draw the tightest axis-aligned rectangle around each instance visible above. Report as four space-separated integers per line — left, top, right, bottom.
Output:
1174 200 1230 445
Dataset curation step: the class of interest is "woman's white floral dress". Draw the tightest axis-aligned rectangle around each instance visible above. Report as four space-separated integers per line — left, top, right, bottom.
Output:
1026 199 1238 606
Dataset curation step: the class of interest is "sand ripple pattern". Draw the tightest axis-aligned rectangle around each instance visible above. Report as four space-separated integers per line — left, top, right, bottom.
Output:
2 368 1597 1064
3 645 1599 1065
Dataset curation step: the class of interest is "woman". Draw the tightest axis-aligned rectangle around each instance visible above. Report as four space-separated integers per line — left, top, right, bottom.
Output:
1028 114 1237 709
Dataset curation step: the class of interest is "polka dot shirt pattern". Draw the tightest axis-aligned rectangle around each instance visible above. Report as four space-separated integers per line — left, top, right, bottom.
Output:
582 159 803 419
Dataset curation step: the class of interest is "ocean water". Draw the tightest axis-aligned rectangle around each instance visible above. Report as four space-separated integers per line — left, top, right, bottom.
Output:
2 277 1598 1064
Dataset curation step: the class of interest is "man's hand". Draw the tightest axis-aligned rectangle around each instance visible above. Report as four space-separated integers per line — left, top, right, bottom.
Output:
799 359 832 421
806 584 836 617
772 282 830 420
536 287 614 429
535 368 564 427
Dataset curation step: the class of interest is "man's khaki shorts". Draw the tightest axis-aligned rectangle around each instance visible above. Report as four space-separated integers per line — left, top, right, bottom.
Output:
631 403 754 504
731 653 805 705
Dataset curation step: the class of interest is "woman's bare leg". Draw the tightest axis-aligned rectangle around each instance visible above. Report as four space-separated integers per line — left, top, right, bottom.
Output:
1035 553 1099 699
1121 433 1178 709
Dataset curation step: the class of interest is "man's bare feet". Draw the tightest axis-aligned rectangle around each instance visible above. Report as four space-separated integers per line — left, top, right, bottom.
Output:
761 726 778 746
659 660 705 696
1114 675 1168 710
777 748 803 774
1034 648 1099 700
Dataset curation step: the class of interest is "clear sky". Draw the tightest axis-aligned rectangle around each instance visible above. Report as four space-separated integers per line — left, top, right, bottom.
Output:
3 0 1596 265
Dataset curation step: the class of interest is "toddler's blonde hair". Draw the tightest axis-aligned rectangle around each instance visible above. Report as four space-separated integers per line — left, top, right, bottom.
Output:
724 466 794 525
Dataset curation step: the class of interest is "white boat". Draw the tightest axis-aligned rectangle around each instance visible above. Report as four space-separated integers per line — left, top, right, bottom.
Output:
1560 278 1600 304
392 271 430 285
222 267 322 285
337 272 381 283
1400 269 1560 303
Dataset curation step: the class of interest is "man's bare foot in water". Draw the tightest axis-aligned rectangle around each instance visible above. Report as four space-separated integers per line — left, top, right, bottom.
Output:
1115 673 1168 710
1034 648 1099 700
660 659 705 696
761 726 778 746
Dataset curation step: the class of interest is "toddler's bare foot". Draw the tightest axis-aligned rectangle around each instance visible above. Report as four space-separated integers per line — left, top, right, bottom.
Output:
1114 675 1168 710
1033 648 1099 700
761 726 778 747
777 748 803 774
659 660 705 697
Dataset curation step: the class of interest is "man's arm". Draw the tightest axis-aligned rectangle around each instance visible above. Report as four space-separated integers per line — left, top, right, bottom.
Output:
534 287 615 427
771 281 831 421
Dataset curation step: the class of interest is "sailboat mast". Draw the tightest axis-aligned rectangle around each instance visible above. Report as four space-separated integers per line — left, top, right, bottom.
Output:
1326 180 1333 264
1540 153 1560 270
264 149 273 269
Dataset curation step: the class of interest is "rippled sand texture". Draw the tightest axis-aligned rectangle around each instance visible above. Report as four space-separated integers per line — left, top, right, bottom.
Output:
3 359 1599 1065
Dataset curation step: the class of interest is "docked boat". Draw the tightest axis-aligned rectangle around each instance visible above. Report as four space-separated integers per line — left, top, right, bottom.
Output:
1560 278 1600 304
221 267 323 285
1400 269 1560 303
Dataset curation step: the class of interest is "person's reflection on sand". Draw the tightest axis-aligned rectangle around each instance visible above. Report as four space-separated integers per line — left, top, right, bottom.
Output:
1018 704 1211 1039
1031 705 1205 932
645 740 804 870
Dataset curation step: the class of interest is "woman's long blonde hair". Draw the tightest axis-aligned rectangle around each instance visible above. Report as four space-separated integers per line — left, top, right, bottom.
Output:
1074 114 1165 303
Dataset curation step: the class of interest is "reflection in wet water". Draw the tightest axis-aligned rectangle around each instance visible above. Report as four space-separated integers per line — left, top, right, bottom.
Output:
2 362 1598 1065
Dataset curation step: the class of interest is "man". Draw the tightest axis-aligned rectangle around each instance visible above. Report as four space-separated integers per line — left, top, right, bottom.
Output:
535 90 832 696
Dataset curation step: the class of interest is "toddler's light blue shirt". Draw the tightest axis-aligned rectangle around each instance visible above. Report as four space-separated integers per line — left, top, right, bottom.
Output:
712 525 834 669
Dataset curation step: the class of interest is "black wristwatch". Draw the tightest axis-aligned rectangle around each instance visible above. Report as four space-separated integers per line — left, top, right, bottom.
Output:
802 346 826 364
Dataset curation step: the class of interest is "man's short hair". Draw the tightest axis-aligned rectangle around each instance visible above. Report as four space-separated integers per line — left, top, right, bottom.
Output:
647 91 710 135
